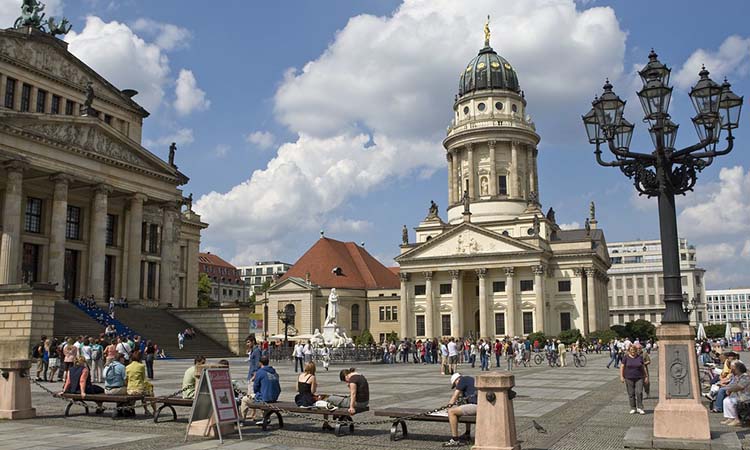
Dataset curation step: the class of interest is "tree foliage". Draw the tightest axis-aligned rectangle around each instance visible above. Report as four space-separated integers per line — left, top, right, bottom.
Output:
558 329 583 345
527 331 547 344
356 329 374 346
705 324 726 339
385 331 399 343
197 273 212 308
588 329 618 344
626 319 657 342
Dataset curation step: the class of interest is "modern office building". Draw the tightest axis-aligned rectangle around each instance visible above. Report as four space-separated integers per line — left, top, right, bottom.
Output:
706 288 750 330
607 238 707 326
237 261 292 294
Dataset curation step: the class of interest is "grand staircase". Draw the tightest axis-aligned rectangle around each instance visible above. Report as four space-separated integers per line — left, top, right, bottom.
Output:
53 301 106 339
114 307 232 358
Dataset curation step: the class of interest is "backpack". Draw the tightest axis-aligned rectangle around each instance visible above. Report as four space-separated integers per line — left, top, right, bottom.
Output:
32 344 42 358
92 346 102 361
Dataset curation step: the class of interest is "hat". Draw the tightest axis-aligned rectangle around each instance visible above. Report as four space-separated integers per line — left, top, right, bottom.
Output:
450 373 461 387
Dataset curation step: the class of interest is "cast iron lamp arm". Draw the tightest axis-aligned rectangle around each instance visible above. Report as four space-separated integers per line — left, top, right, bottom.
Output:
605 137 656 160
594 148 630 167
678 135 734 160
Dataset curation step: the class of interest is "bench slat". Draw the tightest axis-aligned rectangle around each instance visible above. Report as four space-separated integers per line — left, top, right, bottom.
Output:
145 397 193 407
374 408 475 423
60 394 144 402
251 401 367 416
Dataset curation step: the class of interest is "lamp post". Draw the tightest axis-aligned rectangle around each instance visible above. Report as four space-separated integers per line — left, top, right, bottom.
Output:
582 50 743 443
277 303 296 347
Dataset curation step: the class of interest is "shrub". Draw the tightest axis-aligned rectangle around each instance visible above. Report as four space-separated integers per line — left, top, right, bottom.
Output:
526 331 547 345
558 329 583 345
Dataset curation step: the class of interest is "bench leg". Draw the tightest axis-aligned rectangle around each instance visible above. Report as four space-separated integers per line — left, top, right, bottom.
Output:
275 411 284 429
390 419 408 441
335 416 354 437
64 402 73 417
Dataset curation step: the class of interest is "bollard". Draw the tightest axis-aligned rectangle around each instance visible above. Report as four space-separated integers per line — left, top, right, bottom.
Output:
0 359 36 419
472 372 520 450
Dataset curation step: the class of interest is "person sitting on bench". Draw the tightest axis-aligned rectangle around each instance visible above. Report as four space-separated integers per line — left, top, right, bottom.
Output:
182 355 206 399
241 356 281 425
328 368 369 413
295 362 318 407
59 355 105 413
444 372 477 447
103 354 127 395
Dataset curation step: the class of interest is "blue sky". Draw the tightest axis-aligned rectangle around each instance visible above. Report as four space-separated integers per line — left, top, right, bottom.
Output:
4 0 749 288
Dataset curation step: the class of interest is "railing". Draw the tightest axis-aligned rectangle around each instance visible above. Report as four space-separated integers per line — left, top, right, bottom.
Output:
267 346 384 364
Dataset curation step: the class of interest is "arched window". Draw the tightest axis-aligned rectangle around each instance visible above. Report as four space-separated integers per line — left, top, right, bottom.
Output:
351 304 360 330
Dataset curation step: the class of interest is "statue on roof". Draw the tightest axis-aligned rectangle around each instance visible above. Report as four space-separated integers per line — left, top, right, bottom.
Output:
427 200 439 219
585 218 591 235
463 190 471 214
590 201 596 221
46 17 71 37
82 82 95 116
401 225 408 245
484 15 491 47
546 207 556 223
184 193 193 211
169 142 177 167
532 215 540 237
15 0 72 37
527 190 539 206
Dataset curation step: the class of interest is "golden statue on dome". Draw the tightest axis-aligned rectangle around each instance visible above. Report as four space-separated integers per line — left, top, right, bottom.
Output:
484 15 491 46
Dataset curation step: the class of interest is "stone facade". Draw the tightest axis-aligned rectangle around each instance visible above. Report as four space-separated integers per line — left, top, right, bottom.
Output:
0 27 207 308
0 284 57 361
395 34 611 340
172 306 252 356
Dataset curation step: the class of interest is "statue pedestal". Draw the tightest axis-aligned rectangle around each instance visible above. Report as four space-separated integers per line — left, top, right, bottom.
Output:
0 360 36 419
323 325 337 346
472 372 520 450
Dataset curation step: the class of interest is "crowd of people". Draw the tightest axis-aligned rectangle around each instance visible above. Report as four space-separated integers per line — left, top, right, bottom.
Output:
700 341 750 427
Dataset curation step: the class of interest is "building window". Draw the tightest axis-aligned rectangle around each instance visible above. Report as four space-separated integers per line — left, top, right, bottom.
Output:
637 295 644 305
618 313 624 323
498 175 508 195
626 278 633 289
4 78 16 108
351 304 360 330
51 94 61 114
495 313 505 335
647 277 655 288
22 243 41 284
558 280 571 292
636 278 644 289
142 223 159 254
106 214 117 246
650 313 657 322
627 295 634 305
616 295 623 306
615 278 623 289
648 294 655 304
560 312 572 331
65 205 81 240
414 284 426 296
439 283 452 295
520 280 534 292
416 315 425 336
20 83 31 112
65 99 75 115
104 255 115 299
24 197 43 233
104 114 113 125
36 89 47 113
681 276 688 286
522 312 533 334
146 261 157 299
441 314 451 336
379 306 398 321
695 275 702 286
492 281 506 293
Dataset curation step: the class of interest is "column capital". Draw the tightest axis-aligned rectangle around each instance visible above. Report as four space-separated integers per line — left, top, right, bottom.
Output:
130 193 148 203
475 268 487 278
49 173 73 185
162 200 182 213
446 152 453 162
465 143 473 152
504 267 515 277
2 159 29 173
449 269 461 279
92 183 113 195
573 267 585 277
487 140 497 149
422 271 433 281
532 264 546 275
584 267 597 277
399 272 410 282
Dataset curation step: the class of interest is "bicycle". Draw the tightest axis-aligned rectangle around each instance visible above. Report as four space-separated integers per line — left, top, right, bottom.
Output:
533 352 544 366
572 352 587 367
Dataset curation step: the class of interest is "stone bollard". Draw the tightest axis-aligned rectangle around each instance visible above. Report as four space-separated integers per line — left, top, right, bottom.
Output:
0 359 36 419
472 372 520 450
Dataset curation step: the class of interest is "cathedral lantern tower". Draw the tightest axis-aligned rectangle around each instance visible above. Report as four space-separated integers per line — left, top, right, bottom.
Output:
444 18 541 224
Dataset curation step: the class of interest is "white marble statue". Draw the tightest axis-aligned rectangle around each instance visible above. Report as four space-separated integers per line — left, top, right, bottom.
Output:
311 328 325 347
332 327 353 348
324 288 339 327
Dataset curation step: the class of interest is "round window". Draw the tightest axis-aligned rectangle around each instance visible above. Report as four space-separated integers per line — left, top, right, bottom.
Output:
463 106 470 115
477 102 486 111
511 104 518 113
495 102 503 111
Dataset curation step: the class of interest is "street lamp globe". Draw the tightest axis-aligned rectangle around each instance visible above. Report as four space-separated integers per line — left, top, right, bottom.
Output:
582 106 605 144
613 118 634 150
593 79 626 129
638 49 671 86
689 66 723 116
648 118 678 149
719 79 744 130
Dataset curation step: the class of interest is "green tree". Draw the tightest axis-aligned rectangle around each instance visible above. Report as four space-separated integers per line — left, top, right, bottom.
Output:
386 331 399 343
197 273 212 308
558 329 583 345
356 329 374 346
705 324 726 339
610 324 628 338
626 319 657 342
588 329 618 344
527 331 547 345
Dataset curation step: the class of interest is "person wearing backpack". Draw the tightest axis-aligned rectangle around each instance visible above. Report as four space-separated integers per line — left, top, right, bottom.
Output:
90 338 104 383
33 336 47 381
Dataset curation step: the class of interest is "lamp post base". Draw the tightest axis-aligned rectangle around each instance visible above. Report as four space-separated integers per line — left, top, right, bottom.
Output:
653 323 710 441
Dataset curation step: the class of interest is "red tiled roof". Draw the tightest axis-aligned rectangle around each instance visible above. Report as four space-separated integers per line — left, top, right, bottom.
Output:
198 252 236 268
387 267 400 276
279 237 400 290
198 252 242 284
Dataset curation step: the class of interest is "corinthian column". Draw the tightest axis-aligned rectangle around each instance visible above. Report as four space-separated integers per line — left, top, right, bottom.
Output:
48 173 72 289
159 202 179 306
453 150 462 203
531 147 540 196
424 271 434 338
399 272 410 338
449 270 461 337
0 160 27 284
126 193 147 301
586 268 598 332
466 144 475 199
505 267 516 337
488 141 497 196
476 268 488 338
87 184 112 302
533 264 546 332
446 153 454 206
510 142 520 198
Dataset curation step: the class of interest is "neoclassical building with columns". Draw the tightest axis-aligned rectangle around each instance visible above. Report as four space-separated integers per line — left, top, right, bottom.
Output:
395 28 611 340
0 26 206 307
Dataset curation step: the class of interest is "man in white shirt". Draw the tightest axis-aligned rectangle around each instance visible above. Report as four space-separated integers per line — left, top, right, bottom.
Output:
440 339 450 375
303 341 313 363
115 337 131 361
294 342 305 373
447 338 458 374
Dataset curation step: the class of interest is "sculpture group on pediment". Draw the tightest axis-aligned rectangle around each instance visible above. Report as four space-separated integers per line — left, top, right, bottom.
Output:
15 0 72 37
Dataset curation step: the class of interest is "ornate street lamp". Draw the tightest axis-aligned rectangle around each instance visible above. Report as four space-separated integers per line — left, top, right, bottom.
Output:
277 303 296 347
582 49 742 442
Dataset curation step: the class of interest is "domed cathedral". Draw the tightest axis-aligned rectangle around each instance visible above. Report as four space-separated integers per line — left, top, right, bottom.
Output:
395 18 611 341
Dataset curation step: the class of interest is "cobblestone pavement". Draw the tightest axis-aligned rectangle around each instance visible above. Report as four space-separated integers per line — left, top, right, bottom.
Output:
1 351 748 449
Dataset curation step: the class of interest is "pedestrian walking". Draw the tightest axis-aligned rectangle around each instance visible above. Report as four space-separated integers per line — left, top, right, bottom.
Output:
620 344 647 414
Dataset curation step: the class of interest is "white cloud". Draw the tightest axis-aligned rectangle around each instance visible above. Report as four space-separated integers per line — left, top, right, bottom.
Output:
213 144 230 158
673 35 750 91
0 0 63 28
174 69 210 116
143 128 194 148
679 166 750 236
559 222 581 230
245 131 275 150
327 218 374 234
742 241 750 258
197 0 628 263
131 18 191 51
696 243 736 264
65 16 170 112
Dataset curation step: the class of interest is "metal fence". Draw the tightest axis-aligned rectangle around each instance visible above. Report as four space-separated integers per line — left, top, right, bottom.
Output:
267 346 383 364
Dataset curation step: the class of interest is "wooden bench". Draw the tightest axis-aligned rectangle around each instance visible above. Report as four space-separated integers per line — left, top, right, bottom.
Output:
374 407 474 441
145 396 193 423
59 393 148 419
248 401 368 436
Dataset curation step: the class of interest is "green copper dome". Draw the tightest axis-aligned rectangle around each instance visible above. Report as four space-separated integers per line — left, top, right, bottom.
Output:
458 46 520 96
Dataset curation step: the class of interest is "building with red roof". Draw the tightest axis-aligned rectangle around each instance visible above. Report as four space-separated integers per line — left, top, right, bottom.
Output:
267 236 401 342
198 252 249 305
